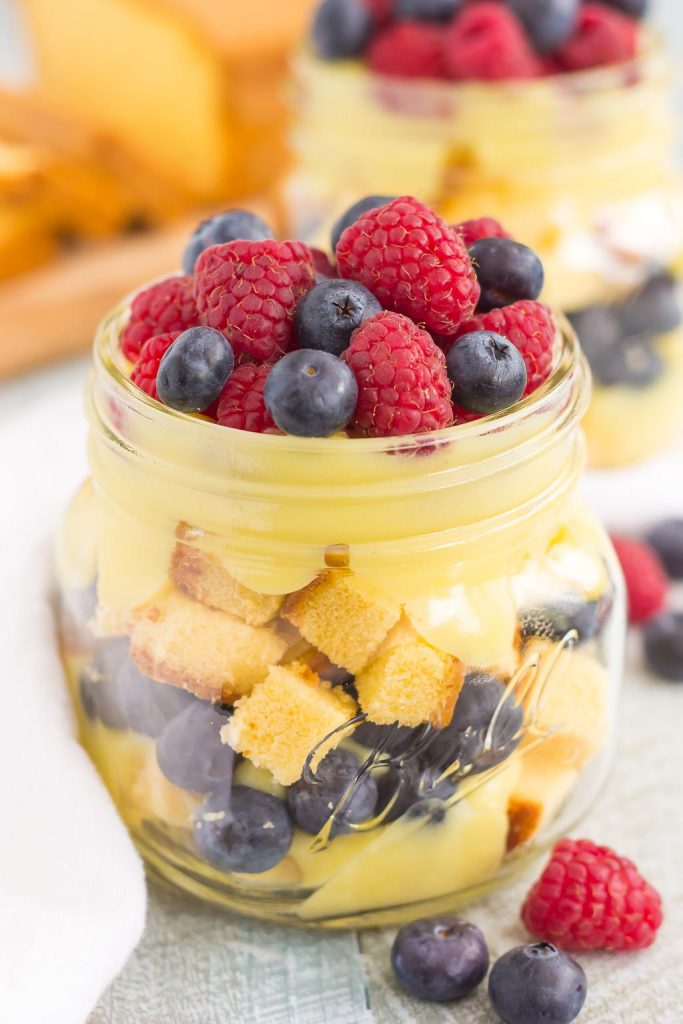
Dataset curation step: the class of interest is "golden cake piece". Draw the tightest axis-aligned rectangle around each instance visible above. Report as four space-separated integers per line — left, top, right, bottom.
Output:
506 746 579 851
129 588 287 703
223 662 357 786
355 618 464 729
283 570 401 674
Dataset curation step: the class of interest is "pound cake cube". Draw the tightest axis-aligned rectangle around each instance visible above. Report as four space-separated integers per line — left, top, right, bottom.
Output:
171 540 282 626
129 588 287 703
355 619 464 729
223 662 357 786
283 571 401 674
506 746 579 852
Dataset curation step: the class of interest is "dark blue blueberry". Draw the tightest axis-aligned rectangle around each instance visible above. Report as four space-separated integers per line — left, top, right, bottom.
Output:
286 748 378 836
117 660 198 738
354 720 419 755
295 279 382 356
156 701 235 793
377 758 457 823
506 0 579 52
80 638 130 730
644 612 683 682
568 304 620 362
488 943 587 1024
519 595 601 646
264 349 358 436
429 673 523 775
447 331 527 415
469 238 544 312
393 0 462 21
156 326 234 413
194 786 292 873
311 0 374 60
599 0 647 17
616 272 682 339
391 916 489 1002
331 195 396 252
646 519 683 579
591 336 664 389
182 209 274 273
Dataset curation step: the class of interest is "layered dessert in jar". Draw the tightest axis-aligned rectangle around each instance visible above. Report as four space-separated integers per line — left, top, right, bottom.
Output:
56 196 625 926
293 0 683 467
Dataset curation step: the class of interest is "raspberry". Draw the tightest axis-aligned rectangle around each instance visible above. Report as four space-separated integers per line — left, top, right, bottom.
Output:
367 21 448 79
130 332 179 400
342 311 453 436
555 4 638 72
447 300 556 394
336 197 480 335
444 4 541 80
216 363 277 434
363 0 393 21
610 535 669 624
456 217 512 248
120 276 196 363
452 402 483 425
194 240 316 364
311 247 338 279
522 838 663 952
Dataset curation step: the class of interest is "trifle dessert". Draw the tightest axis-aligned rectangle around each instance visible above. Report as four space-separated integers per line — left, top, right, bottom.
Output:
293 0 683 467
56 196 625 926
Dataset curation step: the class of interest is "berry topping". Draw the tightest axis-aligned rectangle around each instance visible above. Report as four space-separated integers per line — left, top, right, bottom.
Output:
617 272 682 339
446 331 527 414
215 363 276 433
194 786 293 874
263 349 359 437
130 332 180 400
331 194 397 253
121 276 196 362
295 279 382 356
555 3 638 72
444 4 541 81
336 197 480 335
644 613 683 681
646 519 683 579
506 0 579 53
488 942 587 1024
368 21 448 79
194 239 315 363
156 326 234 413
456 216 512 248
391 916 489 1002
311 0 374 60
610 535 669 623
521 838 663 951
342 311 454 436
286 748 378 836
156 701 235 793
311 247 338 279
468 238 544 312
429 672 523 774
394 0 461 20
448 300 556 395
183 209 274 274
569 305 665 389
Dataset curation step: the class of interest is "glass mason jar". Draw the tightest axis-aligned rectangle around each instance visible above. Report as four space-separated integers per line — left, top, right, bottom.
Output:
291 44 683 468
55 298 625 928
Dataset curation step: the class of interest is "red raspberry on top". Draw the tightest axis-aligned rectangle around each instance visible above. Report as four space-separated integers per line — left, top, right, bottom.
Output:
194 240 316 364
368 21 448 79
555 4 637 72
216 363 277 434
444 4 541 81
456 217 512 248
522 838 663 952
448 300 556 394
130 332 179 400
336 196 480 336
342 311 453 436
610 535 669 624
121 276 196 363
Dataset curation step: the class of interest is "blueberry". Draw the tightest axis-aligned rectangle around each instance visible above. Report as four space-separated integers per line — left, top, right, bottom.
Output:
393 0 462 21
598 0 647 17
377 758 457 823
568 304 620 364
331 195 396 252
295 279 382 356
286 748 378 836
183 209 274 273
264 349 358 436
647 519 683 579
616 272 681 339
520 595 601 646
80 638 130 730
644 612 683 682
391 916 489 1002
593 336 664 389
311 0 374 60
447 331 527 414
156 701 235 793
194 786 292 874
156 326 234 413
506 0 579 52
117 660 197 738
488 943 587 1024
354 720 419 755
429 673 523 775
469 238 544 313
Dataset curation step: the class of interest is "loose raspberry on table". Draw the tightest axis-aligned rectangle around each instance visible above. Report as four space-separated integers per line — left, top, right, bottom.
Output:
368 21 448 79
610 535 669 624
342 311 454 436
120 276 197 363
194 240 316 364
444 4 541 81
522 838 663 952
554 3 638 72
216 363 277 434
446 300 556 394
456 217 512 248
336 196 480 335
130 332 180 400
